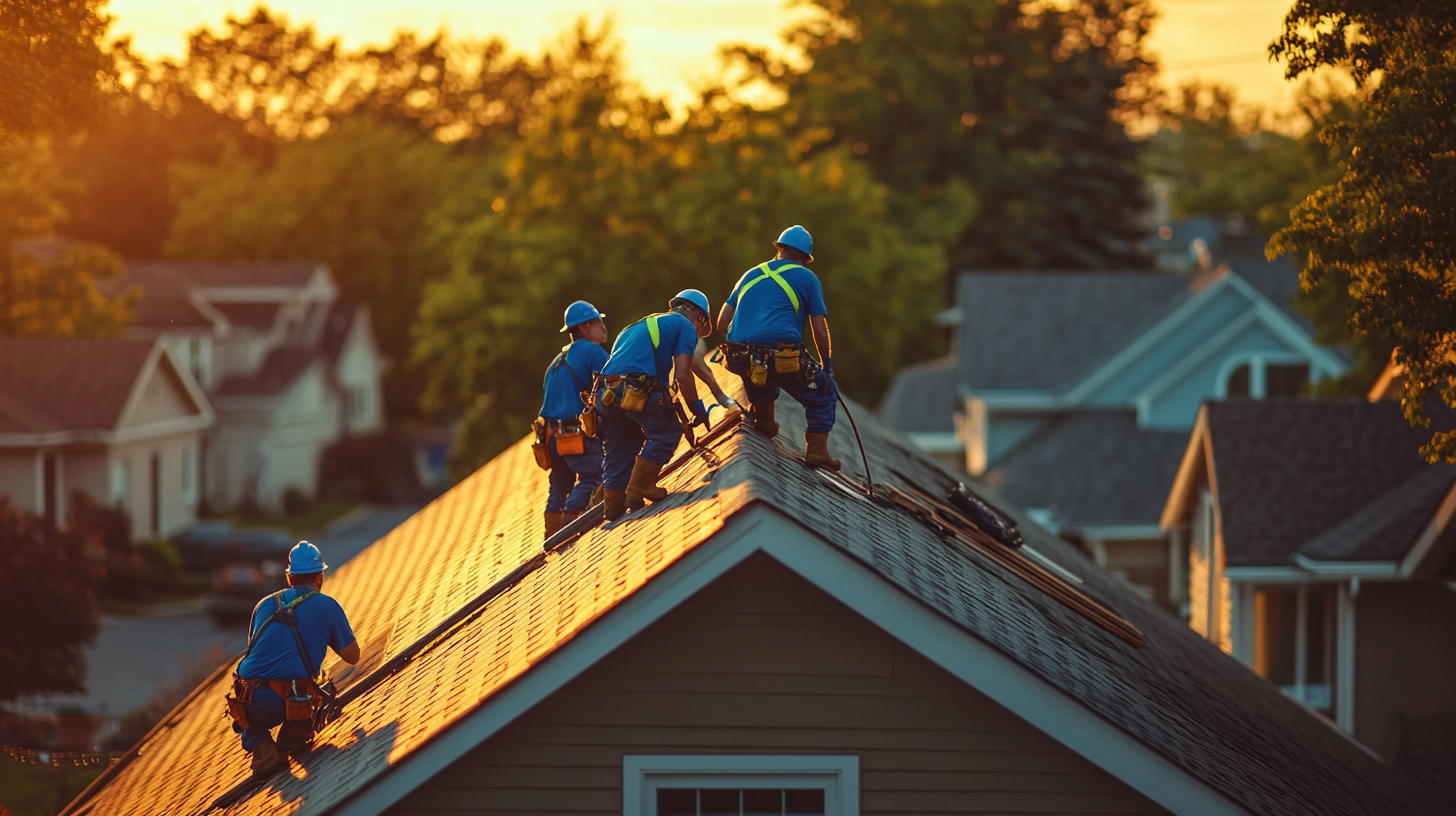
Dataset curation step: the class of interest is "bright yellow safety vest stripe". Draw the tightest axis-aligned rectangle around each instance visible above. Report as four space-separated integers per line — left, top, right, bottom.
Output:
645 313 670 349
735 262 803 314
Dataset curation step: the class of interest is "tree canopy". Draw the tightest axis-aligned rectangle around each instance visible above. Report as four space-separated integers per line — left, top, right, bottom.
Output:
0 0 116 138
1268 1 1456 460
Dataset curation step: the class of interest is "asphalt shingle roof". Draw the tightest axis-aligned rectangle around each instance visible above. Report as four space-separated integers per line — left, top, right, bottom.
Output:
1206 399 1453 567
66 368 1449 816
0 339 157 434
126 261 322 290
954 271 1188 391
981 411 1190 527
214 349 322 398
876 354 957 432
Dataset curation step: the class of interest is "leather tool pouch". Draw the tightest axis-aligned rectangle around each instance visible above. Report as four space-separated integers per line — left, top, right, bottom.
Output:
579 408 598 437
621 380 648 412
225 695 250 730
749 348 769 387
773 344 802 374
555 427 585 456
598 385 618 408
530 418 553 470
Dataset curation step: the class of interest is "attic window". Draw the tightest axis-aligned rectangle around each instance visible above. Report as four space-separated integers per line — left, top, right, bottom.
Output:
624 755 858 816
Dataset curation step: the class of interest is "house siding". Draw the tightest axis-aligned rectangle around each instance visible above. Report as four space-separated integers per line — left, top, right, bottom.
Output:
1355 581 1456 760
385 554 1169 816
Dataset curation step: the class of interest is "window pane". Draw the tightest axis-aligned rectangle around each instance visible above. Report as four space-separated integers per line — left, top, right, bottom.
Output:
700 789 739 816
743 789 782 816
657 789 697 816
785 789 826 815
1266 364 1310 397
1227 364 1251 397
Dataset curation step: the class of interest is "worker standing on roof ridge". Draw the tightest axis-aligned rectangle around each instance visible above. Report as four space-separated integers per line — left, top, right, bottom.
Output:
716 224 840 470
225 542 359 781
596 289 716 521
537 300 610 537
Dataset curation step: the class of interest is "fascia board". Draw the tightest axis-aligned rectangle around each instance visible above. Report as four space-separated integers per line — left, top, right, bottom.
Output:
196 286 303 302
1224 566 1318 583
1059 277 1229 407
1401 477 1456 576
333 504 1250 816
969 391 1064 410
1133 311 1259 410
1073 523 1167 540
1291 554 1402 578
0 431 96 447
906 431 963 454
1218 271 1347 376
1160 407 1209 530
0 415 211 448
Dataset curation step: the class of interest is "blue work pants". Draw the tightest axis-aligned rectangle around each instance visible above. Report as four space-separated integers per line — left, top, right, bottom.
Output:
739 366 838 433
234 687 286 752
598 389 683 490
546 433 603 513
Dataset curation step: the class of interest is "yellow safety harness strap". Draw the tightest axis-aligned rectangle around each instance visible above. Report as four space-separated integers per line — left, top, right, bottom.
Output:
736 262 803 314
646 314 663 349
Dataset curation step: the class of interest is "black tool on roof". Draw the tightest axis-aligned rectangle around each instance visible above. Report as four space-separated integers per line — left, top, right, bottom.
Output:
947 483 1024 549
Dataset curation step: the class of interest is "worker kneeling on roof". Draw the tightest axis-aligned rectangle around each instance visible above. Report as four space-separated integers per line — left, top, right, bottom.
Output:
226 542 359 780
717 224 840 470
596 289 715 521
537 300 610 538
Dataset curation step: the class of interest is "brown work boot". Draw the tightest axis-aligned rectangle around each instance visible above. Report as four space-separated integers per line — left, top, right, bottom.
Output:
804 432 841 471
603 488 627 522
624 457 668 510
750 401 778 438
250 737 287 780
544 511 564 538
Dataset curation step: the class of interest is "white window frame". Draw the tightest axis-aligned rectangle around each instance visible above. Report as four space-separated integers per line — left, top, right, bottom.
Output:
623 755 859 816
1215 352 1312 399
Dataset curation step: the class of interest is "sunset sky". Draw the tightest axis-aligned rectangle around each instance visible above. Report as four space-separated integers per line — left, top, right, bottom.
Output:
108 0 1306 114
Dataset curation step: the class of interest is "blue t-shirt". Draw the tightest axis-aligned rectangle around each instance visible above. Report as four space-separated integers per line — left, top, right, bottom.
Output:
725 259 827 346
602 312 698 382
540 339 609 420
237 587 356 680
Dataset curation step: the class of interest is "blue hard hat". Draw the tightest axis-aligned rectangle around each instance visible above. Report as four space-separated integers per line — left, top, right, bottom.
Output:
560 300 605 332
671 288 711 317
287 541 328 575
774 225 814 262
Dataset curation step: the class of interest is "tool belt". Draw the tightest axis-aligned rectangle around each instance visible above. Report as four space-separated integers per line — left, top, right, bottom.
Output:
533 417 586 466
227 676 320 730
722 342 807 387
598 373 667 413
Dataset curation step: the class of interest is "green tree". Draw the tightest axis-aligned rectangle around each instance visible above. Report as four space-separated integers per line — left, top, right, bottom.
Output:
166 116 461 419
1268 1 1456 460
0 137 134 336
0 497 100 703
725 0 1155 272
0 0 115 138
415 25 969 471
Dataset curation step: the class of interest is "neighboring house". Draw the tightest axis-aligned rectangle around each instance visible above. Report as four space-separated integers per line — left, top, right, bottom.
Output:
64 370 1446 816
0 337 214 539
1161 398 1456 775
880 240 1347 609
117 261 386 510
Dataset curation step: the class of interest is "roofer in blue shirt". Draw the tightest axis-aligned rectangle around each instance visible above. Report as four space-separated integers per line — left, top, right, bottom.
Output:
225 542 358 780
538 300 610 537
716 224 840 470
596 289 716 521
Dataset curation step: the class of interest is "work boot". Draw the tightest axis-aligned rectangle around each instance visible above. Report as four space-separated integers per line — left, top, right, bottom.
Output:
603 488 627 522
589 485 605 507
804 432 841 471
250 737 287 780
561 510 580 525
750 401 778 438
625 457 668 510
544 511 564 538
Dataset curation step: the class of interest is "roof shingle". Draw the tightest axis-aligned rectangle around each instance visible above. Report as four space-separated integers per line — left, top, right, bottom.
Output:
0 339 157 434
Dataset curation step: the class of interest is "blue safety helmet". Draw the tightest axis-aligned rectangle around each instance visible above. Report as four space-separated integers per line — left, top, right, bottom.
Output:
774 225 814 262
670 289 713 337
286 540 328 575
560 300 605 333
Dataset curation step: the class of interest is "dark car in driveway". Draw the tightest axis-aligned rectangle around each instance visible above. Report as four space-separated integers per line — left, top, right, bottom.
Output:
206 560 288 626
174 523 294 573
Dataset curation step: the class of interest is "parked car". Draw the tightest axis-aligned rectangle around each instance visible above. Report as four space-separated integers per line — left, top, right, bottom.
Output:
206 560 287 626
174 523 294 573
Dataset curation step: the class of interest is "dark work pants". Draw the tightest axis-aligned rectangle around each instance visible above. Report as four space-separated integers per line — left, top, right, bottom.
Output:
545 433 604 513
739 365 838 434
598 389 683 489
234 687 285 752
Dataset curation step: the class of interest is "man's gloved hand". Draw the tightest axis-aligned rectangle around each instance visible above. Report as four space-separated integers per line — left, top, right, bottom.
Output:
718 396 741 412
690 399 710 427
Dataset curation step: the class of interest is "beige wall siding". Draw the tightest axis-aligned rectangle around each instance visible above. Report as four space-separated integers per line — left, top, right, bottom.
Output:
122 363 198 428
0 452 38 512
386 554 1169 816
108 431 201 538
1355 581 1456 760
